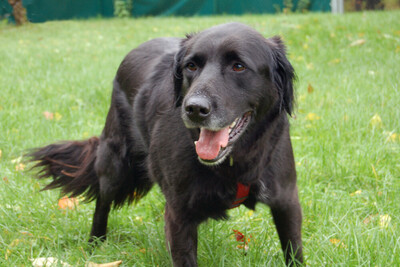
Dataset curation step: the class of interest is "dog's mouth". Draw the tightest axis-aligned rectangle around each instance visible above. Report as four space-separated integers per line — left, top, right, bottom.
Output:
195 112 252 165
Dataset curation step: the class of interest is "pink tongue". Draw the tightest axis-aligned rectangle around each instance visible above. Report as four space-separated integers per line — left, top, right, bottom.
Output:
195 127 230 160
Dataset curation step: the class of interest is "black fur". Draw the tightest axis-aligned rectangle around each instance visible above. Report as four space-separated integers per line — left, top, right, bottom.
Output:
29 23 303 266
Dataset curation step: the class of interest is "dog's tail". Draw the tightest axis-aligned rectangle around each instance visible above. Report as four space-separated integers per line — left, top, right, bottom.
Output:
27 137 100 201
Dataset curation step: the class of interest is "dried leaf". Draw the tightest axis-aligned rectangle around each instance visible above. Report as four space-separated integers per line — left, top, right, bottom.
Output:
329 238 341 245
3 176 9 183
350 189 362 196
329 58 341 64
43 111 54 120
31 257 71 267
86 260 122 267
15 163 25 171
386 132 399 142
307 83 314 94
233 229 245 242
58 196 79 210
305 113 320 121
54 112 62 121
329 238 346 248
369 114 383 129
349 39 366 47
379 214 391 228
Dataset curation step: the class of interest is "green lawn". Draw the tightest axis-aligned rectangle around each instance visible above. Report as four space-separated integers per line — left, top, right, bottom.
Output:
1 11 399 266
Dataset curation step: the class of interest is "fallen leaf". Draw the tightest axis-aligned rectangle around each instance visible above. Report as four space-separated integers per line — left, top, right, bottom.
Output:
58 196 79 210
233 229 246 242
3 176 8 183
386 132 399 142
43 111 54 120
306 63 314 70
20 231 33 236
350 189 362 196
246 210 254 217
232 229 252 252
31 257 71 267
349 39 366 47
54 112 62 121
307 83 314 93
305 113 320 121
329 238 341 245
11 156 23 164
329 238 346 248
329 58 341 64
15 163 25 171
86 260 122 267
139 248 146 253
369 114 383 129
379 214 391 228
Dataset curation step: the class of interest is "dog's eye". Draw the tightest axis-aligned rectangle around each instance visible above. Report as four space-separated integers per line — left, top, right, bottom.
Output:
232 63 246 72
186 62 198 72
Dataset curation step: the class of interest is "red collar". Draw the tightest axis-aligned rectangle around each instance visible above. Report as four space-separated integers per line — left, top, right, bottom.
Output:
230 183 250 208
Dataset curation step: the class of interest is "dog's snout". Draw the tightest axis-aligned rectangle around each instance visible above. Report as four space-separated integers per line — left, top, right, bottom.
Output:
184 97 211 122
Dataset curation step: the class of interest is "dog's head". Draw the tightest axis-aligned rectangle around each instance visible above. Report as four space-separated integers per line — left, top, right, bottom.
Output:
174 23 295 165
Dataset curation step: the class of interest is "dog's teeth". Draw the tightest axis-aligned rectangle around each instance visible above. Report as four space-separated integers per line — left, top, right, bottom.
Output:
230 119 237 128
194 141 197 145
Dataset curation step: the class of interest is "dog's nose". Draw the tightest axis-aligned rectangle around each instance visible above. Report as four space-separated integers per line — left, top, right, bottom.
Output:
184 96 211 122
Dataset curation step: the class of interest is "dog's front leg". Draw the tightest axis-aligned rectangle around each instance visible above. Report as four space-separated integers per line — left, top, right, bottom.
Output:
270 187 303 266
164 204 198 267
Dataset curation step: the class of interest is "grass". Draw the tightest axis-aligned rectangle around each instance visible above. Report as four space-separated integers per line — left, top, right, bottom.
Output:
0 11 399 266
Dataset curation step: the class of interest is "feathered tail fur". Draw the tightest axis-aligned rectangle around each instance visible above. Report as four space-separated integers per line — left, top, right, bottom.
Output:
28 137 100 201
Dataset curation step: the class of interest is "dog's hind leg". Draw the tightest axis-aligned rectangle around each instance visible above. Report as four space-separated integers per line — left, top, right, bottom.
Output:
89 133 152 242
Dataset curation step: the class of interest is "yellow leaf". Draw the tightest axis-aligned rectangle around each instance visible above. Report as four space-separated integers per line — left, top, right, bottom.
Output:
246 210 254 217
329 238 346 248
307 83 314 93
350 39 366 47
305 113 320 121
329 238 341 245
369 114 383 129
43 111 54 120
350 189 362 196
379 214 391 228
58 196 79 210
396 45 400 53
86 260 123 267
15 163 25 171
54 112 62 121
10 239 22 247
386 132 399 142
306 63 314 70
329 58 341 64
303 43 309 50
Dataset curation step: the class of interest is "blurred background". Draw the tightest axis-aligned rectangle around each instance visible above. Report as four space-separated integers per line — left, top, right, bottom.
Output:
1 0 399 25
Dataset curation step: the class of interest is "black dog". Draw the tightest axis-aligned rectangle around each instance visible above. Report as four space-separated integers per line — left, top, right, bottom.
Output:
29 23 303 266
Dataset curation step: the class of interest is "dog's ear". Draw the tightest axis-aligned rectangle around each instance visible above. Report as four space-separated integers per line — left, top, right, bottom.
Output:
173 34 192 107
267 36 295 115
